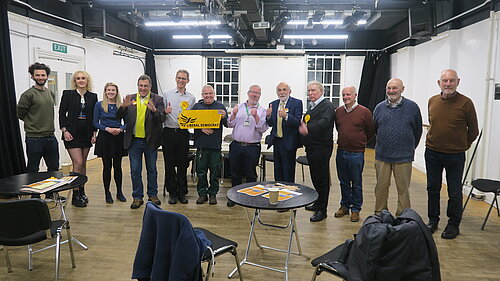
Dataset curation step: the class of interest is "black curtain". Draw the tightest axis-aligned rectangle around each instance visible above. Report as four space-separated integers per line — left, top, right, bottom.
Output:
358 51 390 148
0 0 26 179
145 50 158 94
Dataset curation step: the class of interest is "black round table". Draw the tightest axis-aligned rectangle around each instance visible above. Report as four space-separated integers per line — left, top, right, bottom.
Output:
0 171 87 196
226 181 318 281
0 171 89 251
227 181 318 210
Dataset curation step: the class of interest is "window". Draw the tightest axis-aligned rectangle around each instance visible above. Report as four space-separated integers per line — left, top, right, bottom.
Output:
206 57 240 108
307 54 342 108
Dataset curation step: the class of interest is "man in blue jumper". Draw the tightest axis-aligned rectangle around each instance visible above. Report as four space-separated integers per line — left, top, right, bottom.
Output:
373 78 422 216
192 85 228 205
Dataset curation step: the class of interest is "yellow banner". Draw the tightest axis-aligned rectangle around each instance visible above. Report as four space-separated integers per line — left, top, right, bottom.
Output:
178 110 222 129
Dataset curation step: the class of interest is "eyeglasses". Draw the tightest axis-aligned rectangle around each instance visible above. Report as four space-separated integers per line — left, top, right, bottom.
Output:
248 90 261 95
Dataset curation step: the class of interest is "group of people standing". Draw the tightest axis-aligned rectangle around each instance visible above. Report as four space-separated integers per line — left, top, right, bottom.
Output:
259 69 478 241
17 63 126 207
17 62 478 240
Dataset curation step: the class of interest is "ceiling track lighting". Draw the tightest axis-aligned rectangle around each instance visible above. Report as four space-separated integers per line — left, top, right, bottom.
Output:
145 20 221 27
283 34 348 40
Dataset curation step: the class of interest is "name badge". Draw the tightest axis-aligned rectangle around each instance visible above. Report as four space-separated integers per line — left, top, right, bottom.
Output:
78 114 87 120
243 120 250 126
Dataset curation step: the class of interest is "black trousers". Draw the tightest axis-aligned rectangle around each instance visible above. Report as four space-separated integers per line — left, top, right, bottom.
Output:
306 145 333 212
162 128 190 197
229 142 261 187
425 148 465 227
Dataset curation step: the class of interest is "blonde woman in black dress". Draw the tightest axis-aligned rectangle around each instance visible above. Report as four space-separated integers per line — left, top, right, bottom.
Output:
59 71 97 207
93 82 127 203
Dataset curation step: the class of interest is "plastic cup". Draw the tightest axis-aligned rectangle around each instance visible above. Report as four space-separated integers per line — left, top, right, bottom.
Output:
61 163 72 175
268 188 279 205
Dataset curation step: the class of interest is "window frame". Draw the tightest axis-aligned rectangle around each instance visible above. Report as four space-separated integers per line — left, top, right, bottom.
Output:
205 56 240 108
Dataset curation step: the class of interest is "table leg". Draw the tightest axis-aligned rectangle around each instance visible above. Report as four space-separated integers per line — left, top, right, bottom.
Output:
244 208 263 249
230 209 308 280
229 208 259 278
56 191 89 250
291 210 308 258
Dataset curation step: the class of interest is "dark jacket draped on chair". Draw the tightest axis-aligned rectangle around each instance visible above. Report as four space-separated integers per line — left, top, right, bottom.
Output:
132 202 210 281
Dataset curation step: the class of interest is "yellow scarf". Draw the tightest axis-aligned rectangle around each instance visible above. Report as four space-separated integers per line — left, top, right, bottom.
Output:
135 92 150 138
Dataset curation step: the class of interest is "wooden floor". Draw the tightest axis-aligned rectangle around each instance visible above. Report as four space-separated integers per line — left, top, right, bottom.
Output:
2 148 500 281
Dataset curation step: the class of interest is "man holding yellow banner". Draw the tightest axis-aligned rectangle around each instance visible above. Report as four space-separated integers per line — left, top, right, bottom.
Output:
191 85 227 205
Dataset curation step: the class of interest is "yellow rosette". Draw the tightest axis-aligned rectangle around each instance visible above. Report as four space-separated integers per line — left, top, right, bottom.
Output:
304 114 311 123
180 101 189 111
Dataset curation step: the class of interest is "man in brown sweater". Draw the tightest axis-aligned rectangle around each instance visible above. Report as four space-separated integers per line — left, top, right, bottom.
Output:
334 86 375 222
425 69 479 239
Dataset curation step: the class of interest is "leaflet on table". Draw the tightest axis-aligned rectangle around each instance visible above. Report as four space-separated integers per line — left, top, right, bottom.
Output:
264 182 300 191
237 185 268 196
262 189 302 202
20 176 78 193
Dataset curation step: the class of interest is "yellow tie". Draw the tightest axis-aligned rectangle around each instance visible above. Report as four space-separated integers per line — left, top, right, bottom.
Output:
277 101 285 138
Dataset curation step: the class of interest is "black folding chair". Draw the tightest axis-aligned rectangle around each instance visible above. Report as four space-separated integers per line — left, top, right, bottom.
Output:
296 156 309 182
195 227 244 281
464 179 500 230
0 198 76 281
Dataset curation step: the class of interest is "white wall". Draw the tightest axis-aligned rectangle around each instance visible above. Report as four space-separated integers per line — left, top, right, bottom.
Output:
343 55 364 90
155 55 203 97
9 12 145 167
239 56 307 107
391 12 500 183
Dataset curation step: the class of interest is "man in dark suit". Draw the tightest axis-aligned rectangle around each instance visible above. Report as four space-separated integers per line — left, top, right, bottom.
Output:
116 75 166 209
266 82 303 183
299 81 335 222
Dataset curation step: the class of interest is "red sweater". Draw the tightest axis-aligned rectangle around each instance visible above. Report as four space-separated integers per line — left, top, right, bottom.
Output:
335 104 375 152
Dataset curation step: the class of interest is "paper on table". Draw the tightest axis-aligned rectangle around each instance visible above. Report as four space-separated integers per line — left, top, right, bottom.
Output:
237 185 268 196
20 176 78 193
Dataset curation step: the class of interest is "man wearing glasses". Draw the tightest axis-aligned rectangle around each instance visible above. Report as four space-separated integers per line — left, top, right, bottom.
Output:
227 85 269 207
162 69 196 205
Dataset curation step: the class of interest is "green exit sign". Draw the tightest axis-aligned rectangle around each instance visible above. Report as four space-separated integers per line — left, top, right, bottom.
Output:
52 43 67 53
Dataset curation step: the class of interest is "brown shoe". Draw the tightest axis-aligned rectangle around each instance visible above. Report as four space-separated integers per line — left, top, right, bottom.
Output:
130 199 144 209
148 196 161 205
334 206 349 218
351 212 360 222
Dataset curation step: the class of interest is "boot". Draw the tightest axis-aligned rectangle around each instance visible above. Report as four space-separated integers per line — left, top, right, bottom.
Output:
72 189 87 207
105 190 113 204
116 188 127 202
80 186 89 203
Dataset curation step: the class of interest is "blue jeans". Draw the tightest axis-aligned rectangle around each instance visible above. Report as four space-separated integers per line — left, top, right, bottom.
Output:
425 148 465 227
128 137 158 199
25 136 59 172
336 149 364 212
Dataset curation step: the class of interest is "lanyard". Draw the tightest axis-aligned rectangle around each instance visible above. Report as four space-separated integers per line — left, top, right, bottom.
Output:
244 103 259 116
